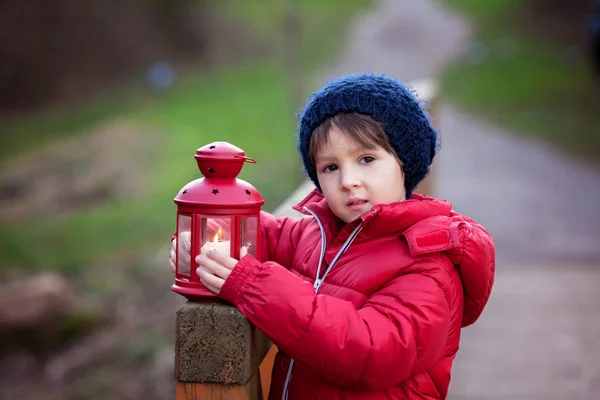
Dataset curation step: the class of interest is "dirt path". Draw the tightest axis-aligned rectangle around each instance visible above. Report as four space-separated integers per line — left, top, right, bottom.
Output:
437 108 600 265
289 1 600 399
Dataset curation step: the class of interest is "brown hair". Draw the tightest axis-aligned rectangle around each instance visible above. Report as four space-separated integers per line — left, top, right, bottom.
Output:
309 112 402 166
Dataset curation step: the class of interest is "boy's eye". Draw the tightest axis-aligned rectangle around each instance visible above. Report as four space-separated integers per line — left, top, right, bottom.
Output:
322 164 338 173
360 156 375 164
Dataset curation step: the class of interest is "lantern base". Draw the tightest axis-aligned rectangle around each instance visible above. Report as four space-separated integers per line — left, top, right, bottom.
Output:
171 283 221 302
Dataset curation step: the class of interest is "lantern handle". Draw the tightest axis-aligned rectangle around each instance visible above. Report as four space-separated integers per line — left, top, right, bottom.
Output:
234 154 256 164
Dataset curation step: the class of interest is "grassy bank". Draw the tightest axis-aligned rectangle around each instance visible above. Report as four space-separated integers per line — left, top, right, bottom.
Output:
0 0 373 274
441 0 600 161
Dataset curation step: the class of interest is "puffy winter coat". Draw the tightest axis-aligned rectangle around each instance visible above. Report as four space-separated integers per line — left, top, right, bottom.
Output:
219 190 495 399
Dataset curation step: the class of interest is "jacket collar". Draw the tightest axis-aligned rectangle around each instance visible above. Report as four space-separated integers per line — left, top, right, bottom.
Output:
293 189 453 237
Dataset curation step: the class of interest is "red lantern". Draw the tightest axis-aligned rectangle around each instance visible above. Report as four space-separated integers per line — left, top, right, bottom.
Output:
172 141 264 301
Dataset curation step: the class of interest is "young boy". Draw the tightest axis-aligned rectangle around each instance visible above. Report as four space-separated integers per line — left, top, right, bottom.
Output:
173 73 495 399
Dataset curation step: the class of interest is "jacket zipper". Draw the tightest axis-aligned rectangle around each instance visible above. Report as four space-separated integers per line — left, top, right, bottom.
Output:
282 207 362 399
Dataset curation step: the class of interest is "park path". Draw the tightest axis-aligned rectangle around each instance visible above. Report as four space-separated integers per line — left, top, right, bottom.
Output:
278 0 600 398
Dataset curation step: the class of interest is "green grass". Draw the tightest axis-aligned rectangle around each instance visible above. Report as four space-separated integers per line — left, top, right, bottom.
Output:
221 0 372 69
0 0 374 274
0 65 301 273
441 0 600 161
0 83 151 162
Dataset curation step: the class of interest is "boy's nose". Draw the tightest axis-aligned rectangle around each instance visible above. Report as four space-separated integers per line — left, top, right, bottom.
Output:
340 169 361 191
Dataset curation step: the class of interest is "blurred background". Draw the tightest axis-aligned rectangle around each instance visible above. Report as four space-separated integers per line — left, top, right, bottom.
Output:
0 0 598 399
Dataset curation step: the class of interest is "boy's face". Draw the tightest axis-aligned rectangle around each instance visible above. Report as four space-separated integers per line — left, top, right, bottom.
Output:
314 127 406 223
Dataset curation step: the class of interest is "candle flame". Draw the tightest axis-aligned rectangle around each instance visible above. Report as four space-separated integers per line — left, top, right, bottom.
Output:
212 233 219 244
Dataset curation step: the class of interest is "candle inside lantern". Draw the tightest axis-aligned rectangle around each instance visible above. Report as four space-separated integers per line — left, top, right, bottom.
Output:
200 231 230 257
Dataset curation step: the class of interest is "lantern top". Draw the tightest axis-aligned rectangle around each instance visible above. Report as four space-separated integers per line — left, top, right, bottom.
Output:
175 141 265 210
195 141 255 179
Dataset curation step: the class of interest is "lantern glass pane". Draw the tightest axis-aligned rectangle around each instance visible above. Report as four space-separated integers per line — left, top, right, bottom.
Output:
177 214 192 276
241 217 258 258
200 217 231 257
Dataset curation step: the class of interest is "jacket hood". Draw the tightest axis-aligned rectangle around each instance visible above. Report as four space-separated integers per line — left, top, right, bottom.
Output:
294 189 495 327
402 209 495 326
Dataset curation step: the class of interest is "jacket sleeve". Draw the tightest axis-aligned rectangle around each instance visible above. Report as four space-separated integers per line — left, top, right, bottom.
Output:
219 255 451 389
259 211 306 267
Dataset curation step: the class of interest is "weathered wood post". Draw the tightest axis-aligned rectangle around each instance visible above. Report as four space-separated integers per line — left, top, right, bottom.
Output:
175 301 271 399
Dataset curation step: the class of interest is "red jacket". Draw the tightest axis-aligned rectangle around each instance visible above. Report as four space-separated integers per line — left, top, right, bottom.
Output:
219 191 495 399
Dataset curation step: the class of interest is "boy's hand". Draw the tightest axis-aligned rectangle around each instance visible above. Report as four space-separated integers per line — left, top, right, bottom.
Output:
170 233 192 272
195 247 248 295
169 239 177 271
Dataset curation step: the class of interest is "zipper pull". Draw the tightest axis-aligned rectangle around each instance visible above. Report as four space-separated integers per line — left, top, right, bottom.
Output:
314 278 322 291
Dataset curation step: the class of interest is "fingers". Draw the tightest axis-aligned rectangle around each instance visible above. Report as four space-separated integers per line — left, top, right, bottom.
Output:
204 250 239 270
173 233 248 286
195 254 232 280
179 250 190 267
194 249 244 295
170 239 177 271
171 236 195 273
170 243 191 272
196 267 224 294
179 235 191 252
196 252 228 295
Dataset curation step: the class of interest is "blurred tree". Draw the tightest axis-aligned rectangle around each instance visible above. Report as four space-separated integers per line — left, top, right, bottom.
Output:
283 0 303 111
281 0 305 183
524 0 594 45
150 0 208 57
0 0 209 112
523 0 600 83
591 0 600 78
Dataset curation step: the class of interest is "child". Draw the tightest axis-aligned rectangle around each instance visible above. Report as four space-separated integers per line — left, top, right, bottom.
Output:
171 73 495 399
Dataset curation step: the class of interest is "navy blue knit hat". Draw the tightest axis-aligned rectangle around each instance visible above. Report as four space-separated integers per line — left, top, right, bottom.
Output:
297 72 438 198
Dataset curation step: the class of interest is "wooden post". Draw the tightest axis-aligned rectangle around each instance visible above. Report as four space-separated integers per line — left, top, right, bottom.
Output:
175 302 271 400
258 346 278 399
410 78 440 197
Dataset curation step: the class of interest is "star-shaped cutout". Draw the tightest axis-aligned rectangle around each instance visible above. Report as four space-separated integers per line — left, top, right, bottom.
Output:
209 145 216 149
208 168 214 174
245 189 251 195
212 189 219 195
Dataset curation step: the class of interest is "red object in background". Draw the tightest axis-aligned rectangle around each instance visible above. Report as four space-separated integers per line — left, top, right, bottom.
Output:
172 142 264 301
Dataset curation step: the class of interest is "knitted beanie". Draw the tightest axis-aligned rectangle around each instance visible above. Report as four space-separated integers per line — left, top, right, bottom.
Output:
296 72 438 198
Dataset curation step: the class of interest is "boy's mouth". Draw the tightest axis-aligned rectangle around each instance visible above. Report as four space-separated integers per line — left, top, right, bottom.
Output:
346 198 368 208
